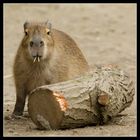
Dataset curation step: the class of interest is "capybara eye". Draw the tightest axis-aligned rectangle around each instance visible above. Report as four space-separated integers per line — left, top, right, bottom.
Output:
24 29 28 36
47 31 50 35
25 31 28 36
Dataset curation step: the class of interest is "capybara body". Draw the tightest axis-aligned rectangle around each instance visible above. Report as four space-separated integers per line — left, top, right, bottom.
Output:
13 21 89 116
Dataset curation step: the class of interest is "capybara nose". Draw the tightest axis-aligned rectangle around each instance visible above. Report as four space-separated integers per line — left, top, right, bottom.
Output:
30 39 44 47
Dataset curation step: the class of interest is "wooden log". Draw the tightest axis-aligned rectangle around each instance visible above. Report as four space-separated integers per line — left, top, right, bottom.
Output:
28 65 135 130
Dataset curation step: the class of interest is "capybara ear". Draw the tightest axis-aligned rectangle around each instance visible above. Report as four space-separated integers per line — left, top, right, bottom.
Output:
45 20 52 30
24 21 30 35
24 21 30 30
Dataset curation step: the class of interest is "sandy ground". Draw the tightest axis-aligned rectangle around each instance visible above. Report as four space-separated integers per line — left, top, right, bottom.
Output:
3 4 137 137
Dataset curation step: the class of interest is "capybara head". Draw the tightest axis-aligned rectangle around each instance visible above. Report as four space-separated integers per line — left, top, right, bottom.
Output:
22 21 54 63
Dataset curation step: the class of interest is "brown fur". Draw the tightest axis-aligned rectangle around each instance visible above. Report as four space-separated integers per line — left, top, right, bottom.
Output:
12 22 89 116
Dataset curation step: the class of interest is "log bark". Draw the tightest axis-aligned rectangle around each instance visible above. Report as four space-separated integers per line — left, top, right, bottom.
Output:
28 65 135 130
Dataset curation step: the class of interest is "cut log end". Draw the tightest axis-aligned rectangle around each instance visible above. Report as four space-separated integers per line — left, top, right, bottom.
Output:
98 92 110 106
28 89 67 130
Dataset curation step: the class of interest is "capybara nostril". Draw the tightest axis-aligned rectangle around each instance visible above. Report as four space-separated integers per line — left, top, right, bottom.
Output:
30 41 34 47
40 41 44 47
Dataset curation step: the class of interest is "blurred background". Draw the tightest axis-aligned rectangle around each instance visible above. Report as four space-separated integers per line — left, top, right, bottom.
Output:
4 4 136 136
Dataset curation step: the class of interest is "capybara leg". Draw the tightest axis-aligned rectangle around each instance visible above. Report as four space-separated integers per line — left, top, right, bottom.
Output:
12 89 26 116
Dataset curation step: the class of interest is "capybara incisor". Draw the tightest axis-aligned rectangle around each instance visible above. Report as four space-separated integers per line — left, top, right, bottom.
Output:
12 21 89 116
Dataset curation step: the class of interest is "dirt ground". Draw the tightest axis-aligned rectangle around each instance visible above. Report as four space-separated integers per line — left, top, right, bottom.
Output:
3 4 137 137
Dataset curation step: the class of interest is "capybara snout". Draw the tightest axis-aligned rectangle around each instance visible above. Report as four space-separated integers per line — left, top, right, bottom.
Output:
28 35 46 61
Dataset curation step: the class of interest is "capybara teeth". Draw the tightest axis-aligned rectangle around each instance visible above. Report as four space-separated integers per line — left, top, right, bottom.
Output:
33 57 37 63
33 57 40 63
37 57 40 62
